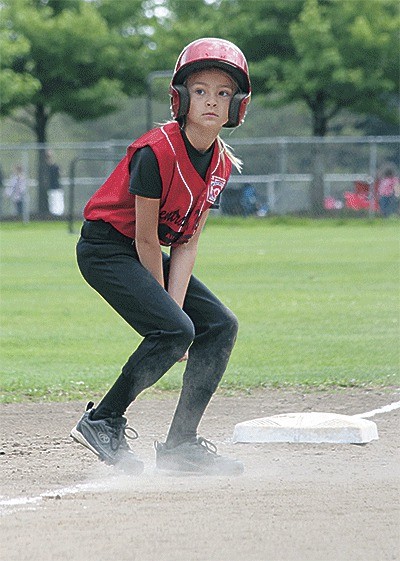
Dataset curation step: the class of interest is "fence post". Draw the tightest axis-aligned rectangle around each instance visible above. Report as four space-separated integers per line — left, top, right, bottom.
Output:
310 139 325 216
68 158 77 234
368 140 378 217
267 179 276 213
22 151 30 223
146 70 173 131
279 140 287 213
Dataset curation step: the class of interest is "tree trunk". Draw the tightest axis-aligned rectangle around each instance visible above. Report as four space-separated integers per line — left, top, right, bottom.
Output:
310 142 325 216
311 95 328 137
310 93 327 216
34 103 50 216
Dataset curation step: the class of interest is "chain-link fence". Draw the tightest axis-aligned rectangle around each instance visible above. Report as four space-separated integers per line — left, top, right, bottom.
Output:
0 135 399 225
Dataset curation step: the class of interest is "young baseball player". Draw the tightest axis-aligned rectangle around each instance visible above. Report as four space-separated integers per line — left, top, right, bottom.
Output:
71 37 251 475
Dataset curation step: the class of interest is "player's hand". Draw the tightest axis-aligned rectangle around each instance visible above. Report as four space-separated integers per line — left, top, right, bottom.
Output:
178 350 189 362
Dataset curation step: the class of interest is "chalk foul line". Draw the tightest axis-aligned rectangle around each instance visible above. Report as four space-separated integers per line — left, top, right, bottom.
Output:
354 400 400 419
0 480 110 515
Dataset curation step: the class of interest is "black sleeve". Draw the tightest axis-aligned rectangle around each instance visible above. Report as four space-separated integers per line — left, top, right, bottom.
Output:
211 193 220 209
129 146 162 199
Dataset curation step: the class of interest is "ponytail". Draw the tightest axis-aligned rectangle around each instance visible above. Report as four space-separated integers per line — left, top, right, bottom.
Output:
217 136 243 174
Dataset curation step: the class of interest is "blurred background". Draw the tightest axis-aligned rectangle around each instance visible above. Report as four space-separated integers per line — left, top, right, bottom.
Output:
1 0 399 222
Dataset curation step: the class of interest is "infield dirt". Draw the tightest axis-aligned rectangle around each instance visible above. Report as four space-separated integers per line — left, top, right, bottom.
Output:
1 388 399 561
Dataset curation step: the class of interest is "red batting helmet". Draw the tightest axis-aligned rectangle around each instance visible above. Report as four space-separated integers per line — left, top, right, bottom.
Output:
170 38 251 128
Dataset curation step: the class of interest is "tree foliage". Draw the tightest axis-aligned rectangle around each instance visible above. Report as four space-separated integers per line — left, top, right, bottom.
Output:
261 0 400 135
0 0 151 140
0 0 155 213
2 0 398 140
0 27 41 110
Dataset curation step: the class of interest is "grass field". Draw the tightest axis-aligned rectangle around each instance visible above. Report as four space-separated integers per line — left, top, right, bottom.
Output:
1 218 399 403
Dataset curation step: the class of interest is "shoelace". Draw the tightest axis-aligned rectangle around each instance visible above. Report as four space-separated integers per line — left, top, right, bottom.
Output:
197 437 218 455
109 416 139 452
85 402 139 453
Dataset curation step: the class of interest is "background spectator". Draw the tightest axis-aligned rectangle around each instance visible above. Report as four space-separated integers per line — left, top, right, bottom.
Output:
377 165 400 217
240 183 258 216
5 164 27 219
45 150 64 215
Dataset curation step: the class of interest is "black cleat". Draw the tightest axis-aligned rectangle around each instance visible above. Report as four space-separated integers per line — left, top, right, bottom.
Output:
155 437 244 476
70 402 144 474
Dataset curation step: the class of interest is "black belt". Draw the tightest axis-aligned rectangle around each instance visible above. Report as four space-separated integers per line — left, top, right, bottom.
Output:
81 220 135 246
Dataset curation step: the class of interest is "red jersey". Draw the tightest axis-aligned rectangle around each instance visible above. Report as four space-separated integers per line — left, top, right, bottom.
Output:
84 122 232 246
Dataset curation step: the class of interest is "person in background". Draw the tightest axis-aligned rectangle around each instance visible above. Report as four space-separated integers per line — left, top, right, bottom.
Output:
45 150 64 215
240 183 258 216
45 150 60 190
5 164 27 219
377 166 400 217
70 38 251 476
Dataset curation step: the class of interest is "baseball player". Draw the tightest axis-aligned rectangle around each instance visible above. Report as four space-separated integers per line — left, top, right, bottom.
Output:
70 37 251 475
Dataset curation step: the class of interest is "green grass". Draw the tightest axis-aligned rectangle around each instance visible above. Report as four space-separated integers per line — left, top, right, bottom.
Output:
1 218 399 403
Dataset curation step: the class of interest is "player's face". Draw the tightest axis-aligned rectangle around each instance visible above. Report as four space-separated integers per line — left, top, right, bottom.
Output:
185 69 236 131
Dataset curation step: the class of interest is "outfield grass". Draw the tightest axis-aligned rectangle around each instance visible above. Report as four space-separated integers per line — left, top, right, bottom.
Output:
1 218 399 403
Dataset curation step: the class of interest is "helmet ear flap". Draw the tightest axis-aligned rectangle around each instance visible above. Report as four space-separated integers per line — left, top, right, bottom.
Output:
226 93 250 128
170 84 190 120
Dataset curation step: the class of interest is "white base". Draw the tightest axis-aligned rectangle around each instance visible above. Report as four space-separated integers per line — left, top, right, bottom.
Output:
232 412 379 444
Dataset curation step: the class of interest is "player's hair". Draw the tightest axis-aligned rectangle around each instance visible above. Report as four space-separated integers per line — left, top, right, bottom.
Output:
217 136 242 173
159 121 243 174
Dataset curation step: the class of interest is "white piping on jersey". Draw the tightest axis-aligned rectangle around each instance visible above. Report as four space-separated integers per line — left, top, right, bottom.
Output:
196 200 206 231
211 149 221 175
161 125 193 232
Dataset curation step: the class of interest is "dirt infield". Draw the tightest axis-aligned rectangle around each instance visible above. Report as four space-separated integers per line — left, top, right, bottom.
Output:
1 388 399 561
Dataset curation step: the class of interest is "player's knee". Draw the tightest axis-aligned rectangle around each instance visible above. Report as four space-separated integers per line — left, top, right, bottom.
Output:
180 318 196 348
170 316 195 360
218 308 239 342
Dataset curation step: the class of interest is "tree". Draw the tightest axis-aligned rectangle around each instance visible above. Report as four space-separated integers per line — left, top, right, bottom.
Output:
0 27 41 110
266 0 400 214
0 0 151 214
150 0 304 90
263 0 399 136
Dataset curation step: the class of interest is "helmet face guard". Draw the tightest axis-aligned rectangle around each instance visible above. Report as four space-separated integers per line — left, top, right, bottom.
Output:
170 38 251 128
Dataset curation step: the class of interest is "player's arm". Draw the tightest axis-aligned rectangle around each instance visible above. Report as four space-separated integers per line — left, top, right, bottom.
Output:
168 210 209 362
134 195 164 287
167 209 210 308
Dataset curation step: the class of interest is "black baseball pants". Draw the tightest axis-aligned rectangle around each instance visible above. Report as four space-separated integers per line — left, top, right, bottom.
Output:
76 220 238 447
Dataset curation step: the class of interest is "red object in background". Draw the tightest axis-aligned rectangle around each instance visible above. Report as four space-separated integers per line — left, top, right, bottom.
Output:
324 197 337 210
344 180 379 211
344 192 369 209
354 181 369 195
